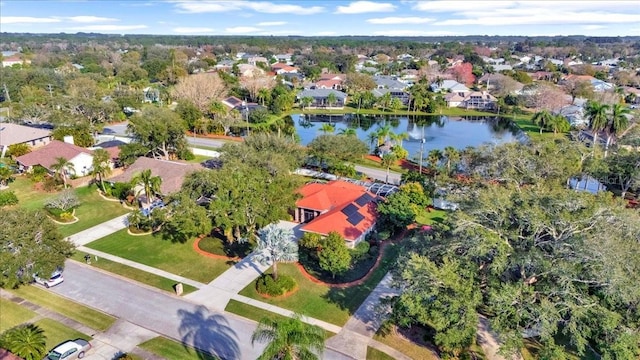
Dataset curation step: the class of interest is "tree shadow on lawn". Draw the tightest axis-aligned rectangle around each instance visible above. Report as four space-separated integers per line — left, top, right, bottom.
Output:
178 305 240 360
198 231 255 258
322 282 378 315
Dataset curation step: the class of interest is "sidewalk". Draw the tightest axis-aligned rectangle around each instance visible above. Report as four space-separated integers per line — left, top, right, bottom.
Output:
67 214 130 246
0 289 163 360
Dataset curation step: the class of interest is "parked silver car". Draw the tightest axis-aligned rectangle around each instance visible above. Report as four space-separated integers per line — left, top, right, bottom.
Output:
33 270 64 288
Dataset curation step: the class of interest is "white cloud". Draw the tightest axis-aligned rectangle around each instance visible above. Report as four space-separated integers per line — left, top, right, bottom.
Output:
335 1 395 14
372 29 459 36
583 25 607 30
434 12 640 26
257 21 287 26
65 16 119 23
67 24 148 31
173 27 215 34
171 1 324 15
224 26 262 34
1 16 61 24
367 16 434 24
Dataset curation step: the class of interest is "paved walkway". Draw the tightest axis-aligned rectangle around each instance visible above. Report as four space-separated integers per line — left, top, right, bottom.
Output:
67 213 130 246
0 289 163 360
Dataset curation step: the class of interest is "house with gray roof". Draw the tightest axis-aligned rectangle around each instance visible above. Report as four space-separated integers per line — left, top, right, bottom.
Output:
0 123 52 157
372 88 411 105
297 89 347 109
373 75 408 90
430 79 470 93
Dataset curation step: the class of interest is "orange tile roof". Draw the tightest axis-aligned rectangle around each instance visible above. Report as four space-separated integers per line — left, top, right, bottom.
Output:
297 180 378 241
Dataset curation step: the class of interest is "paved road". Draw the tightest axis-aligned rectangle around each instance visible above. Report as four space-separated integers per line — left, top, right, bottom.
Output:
355 165 402 184
102 122 227 149
52 261 352 360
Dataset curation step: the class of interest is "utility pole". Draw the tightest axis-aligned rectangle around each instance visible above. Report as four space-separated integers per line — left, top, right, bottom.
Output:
2 83 10 103
47 84 53 98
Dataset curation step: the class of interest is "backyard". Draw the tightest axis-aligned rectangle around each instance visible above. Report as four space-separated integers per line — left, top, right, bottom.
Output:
85 229 231 283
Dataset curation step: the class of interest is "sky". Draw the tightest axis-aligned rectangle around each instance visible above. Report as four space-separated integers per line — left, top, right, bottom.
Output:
1 0 639 37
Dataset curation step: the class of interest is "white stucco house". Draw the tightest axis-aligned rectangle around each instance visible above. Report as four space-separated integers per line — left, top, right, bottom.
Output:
16 140 96 177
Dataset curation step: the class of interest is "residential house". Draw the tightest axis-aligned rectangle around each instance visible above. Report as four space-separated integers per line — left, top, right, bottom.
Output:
108 157 202 197
237 64 265 78
313 74 346 90
477 73 525 94
246 56 268 66
16 140 95 177
294 180 378 247
271 63 298 75
0 123 52 157
561 74 614 92
373 75 408 90
430 79 470 93
273 53 293 65
297 89 347 109
557 104 588 127
372 88 411 105
2 54 29 67
214 59 235 71
221 96 265 118
445 91 497 110
491 64 513 72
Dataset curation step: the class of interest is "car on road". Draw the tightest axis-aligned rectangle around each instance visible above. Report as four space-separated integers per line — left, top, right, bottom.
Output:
45 339 91 360
33 270 64 288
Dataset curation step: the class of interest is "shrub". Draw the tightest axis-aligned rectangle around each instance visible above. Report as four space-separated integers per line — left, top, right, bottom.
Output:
0 190 18 207
7 143 30 157
350 241 370 262
111 182 133 200
178 148 195 160
30 165 49 183
256 274 297 297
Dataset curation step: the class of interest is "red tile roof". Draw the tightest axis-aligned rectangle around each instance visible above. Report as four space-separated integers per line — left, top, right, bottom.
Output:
297 181 378 242
16 140 92 169
271 63 297 72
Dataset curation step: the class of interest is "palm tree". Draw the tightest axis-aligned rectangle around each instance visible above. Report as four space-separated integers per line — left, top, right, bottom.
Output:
50 156 74 188
338 128 357 137
366 131 378 154
377 92 392 111
381 153 398 184
257 88 272 106
390 131 409 148
91 148 111 193
326 92 337 109
131 169 162 207
251 313 324 360
0 166 14 187
443 146 460 174
585 101 610 153
319 123 335 134
1 324 47 360
389 97 403 112
253 223 298 281
531 110 554 134
375 124 393 146
428 149 443 169
605 103 631 157
547 114 570 134
300 96 313 110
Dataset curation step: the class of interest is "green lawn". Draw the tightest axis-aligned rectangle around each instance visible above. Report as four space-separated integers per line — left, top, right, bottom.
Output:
367 347 396 360
35 318 92 351
86 229 231 283
6 178 130 237
139 337 219 360
186 154 213 164
69 254 198 295
224 300 335 339
373 330 439 360
238 244 401 326
0 298 37 332
8 285 116 331
56 185 131 237
415 208 447 225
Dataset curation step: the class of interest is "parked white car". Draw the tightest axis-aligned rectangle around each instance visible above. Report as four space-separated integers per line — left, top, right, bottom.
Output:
33 270 64 288
45 339 91 359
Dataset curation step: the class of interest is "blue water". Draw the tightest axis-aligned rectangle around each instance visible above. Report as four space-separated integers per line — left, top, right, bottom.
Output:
291 114 524 162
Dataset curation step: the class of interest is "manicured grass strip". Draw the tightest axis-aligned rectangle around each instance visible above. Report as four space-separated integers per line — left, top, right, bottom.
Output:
8 286 116 332
139 336 219 360
5 177 49 211
224 300 335 339
69 254 198 295
35 318 92 351
238 244 401 326
367 347 395 360
373 331 439 360
0 298 37 332
86 229 231 284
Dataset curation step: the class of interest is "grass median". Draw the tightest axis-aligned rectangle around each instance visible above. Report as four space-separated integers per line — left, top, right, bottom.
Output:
35 318 92 350
139 337 218 360
7 285 116 331
0 298 37 332
70 254 198 295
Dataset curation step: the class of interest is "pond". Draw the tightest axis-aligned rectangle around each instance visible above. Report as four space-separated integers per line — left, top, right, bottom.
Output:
290 113 528 162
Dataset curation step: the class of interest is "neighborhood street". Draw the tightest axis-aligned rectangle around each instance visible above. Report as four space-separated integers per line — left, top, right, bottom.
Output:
50 261 353 360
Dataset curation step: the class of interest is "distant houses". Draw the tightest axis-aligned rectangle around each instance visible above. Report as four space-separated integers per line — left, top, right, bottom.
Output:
297 89 347 109
0 123 52 157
